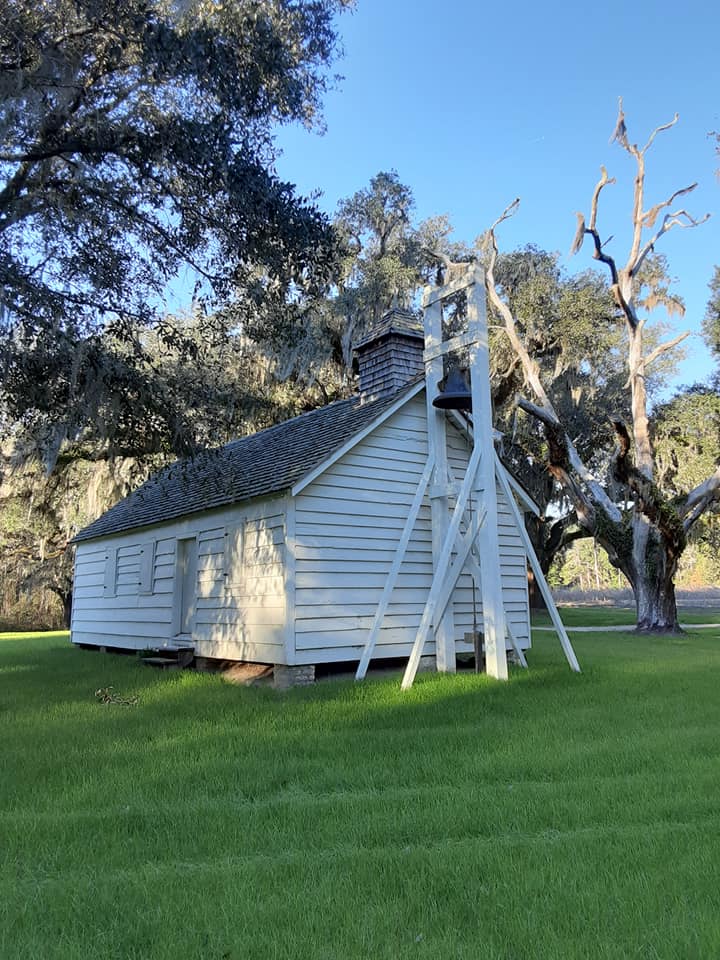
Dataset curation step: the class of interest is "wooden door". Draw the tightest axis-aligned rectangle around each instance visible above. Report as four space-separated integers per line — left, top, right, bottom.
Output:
177 537 198 635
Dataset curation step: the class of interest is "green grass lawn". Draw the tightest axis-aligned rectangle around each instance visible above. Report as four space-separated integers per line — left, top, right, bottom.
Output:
532 604 720 628
2 625 720 959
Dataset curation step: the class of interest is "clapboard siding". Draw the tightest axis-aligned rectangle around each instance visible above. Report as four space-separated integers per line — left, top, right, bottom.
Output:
446 427 531 644
72 388 532 668
71 496 287 658
292 395 530 662
182 505 286 659
292 397 432 662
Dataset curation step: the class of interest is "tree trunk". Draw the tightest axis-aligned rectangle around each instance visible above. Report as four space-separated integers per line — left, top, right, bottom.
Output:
629 521 681 633
61 591 72 629
524 515 548 610
527 567 547 611
632 569 680 632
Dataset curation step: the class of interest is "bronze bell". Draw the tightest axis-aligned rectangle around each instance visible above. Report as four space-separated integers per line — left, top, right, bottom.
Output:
432 366 472 411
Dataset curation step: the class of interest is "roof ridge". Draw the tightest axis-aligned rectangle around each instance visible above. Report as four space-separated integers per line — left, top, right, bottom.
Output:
221 391 361 452
71 380 423 543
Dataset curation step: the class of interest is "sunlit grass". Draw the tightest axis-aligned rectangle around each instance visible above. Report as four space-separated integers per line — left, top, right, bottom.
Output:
532 604 720 628
2 625 720 959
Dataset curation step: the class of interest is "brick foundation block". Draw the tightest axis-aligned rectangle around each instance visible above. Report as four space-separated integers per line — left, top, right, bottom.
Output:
273 664 316 689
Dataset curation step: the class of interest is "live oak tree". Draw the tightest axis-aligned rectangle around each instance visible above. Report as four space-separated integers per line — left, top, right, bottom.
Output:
0 309 332 628
486 246 628 605
0 0 350 457
488 246 688 606
274 171 470 393
702 266 720 371
485 103 719 631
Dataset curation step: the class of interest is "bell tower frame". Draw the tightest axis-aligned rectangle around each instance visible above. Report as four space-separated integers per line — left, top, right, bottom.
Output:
406 264 509 683
355 264 580 688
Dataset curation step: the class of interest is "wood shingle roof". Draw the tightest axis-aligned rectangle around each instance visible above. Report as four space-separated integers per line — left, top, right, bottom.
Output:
72 380 421 544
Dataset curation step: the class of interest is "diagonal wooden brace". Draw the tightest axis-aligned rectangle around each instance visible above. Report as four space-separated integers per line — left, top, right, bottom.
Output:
355 453 436 680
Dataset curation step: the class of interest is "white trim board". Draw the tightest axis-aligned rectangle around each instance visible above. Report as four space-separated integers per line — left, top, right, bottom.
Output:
291 380 425 496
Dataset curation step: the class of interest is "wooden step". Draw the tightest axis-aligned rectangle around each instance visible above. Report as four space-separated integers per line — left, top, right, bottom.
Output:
142 656 181 670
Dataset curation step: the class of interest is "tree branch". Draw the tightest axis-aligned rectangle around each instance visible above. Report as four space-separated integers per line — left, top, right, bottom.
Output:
610 418 686 554
680 465 720 533
633 205 711 276
641 183 697 230
588 165 616 234
517 397 622 523
546 510 590 556
642 331 691 371
484 201 623 525
641 112 680 155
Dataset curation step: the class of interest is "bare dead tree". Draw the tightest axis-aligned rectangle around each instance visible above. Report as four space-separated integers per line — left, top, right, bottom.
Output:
484 103 719 632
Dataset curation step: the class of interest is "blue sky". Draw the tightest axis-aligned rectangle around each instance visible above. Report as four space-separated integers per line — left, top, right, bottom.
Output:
275 0 720 392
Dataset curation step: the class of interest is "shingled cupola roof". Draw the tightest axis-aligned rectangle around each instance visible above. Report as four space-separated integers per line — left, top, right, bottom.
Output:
354 307 425 400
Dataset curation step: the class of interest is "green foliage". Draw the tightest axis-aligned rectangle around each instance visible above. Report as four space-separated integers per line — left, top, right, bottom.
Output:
553 539 629 591
702 265 720 364
676 530 720 588
4 628 720 958
0 0 350 448
653 387 720 497
0 310 338 628
274 171 472 385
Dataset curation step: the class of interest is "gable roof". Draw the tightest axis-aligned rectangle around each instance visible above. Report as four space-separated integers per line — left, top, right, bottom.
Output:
353 308 423 350
72 379 424 544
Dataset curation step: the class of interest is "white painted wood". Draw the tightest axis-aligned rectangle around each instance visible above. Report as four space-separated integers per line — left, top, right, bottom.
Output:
297 571 433 590
423 330 479 362
431 507 487 631
139 541 155 595
195 606 285 627
290 380 424 496
466 268 508 681
504 471 540 517
356 453 435 680
336 449 428 475
192 634 284 663
283 495 297 664
295 525 432 546
422 273 475 307
505 620 528 668
401 441 483 689
291 391 532 667
425 297 456 673
446 428 531 650
72 499 288 656
73 607 175 625
493 452 581 673
293 396 437 662
223 524 244 587
176 537 198 635
102 547 117 598
72 630 183 651
400 269 522 686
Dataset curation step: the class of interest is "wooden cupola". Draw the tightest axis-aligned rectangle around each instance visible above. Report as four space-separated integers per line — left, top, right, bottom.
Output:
354 308 424 400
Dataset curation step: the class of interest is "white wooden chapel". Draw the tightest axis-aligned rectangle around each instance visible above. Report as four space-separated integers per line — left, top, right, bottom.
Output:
70 266 578 684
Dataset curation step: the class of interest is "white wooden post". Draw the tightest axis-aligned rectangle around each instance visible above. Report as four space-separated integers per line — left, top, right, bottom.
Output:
466 268 508 681
355 453 435 680
401 442 483 689
493 453 581 672
459 541 528 668
423 295 456 673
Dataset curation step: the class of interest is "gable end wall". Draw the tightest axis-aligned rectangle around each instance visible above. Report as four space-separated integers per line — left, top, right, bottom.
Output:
290 395 531 665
